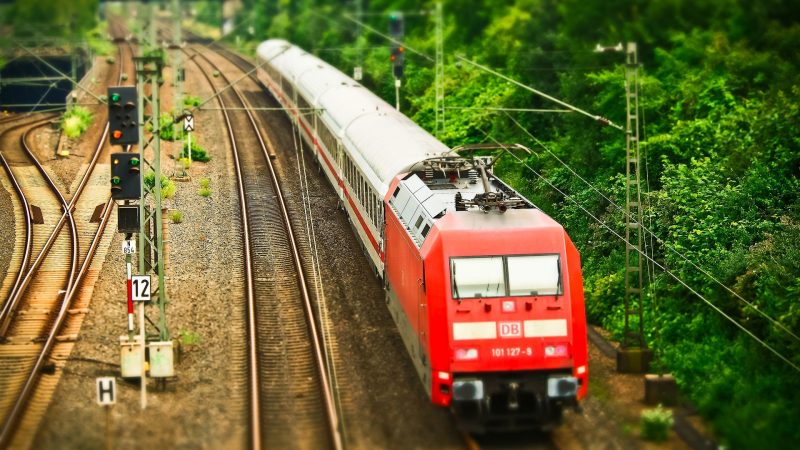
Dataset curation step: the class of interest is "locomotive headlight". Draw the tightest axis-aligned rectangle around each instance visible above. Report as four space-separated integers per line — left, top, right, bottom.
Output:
453 379 484 401
454 348 479 361
544 344 569 358
547 376 578 398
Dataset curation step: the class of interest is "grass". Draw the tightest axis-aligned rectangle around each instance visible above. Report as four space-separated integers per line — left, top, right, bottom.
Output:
640 404 674 442
199 177 210 189
168 210 184 223
199 187 212 198
178 329 201 345
61 106 92 139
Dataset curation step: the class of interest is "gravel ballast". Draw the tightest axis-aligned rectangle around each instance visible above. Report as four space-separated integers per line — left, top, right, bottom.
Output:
33 50 248 450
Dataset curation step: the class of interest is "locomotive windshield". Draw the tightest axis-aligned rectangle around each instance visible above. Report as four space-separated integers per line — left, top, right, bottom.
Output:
451 254 562 299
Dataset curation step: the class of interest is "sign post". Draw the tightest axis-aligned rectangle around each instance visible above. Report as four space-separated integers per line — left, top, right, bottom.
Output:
183 112 194 167
96 377 116 450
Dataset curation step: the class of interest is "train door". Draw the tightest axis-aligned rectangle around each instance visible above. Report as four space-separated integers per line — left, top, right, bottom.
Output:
417 260 431 389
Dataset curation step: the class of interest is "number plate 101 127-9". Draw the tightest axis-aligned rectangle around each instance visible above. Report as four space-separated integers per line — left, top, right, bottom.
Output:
490 347 534 358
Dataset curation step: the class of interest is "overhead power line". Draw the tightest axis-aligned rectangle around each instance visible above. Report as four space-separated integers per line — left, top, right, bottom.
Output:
455 55 623 131
319 8 800 357
499 111 800 346
476 127 800 374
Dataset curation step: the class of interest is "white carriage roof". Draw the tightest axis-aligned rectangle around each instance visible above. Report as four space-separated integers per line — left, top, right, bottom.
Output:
257 39 450 189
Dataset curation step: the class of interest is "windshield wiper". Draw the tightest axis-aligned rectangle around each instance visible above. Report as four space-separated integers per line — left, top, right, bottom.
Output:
556 258 562 298
451 262 461 301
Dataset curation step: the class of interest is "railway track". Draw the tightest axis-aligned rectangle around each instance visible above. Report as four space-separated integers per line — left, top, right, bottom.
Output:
187 45 344 450
0 36 134 449
206 42 570 450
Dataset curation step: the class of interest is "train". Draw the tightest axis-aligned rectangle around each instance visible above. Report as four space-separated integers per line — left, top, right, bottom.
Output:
256 39 588 432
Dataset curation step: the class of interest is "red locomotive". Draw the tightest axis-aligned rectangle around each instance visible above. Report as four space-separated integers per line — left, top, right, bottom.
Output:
258 39 588 432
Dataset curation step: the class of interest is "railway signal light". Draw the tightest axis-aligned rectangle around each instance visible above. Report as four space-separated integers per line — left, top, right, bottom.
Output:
389 12 405 79
391 46 405 79
110 152 142 200
107 86 139 145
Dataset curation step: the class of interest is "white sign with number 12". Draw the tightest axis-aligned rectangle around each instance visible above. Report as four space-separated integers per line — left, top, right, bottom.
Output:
131 275 151 302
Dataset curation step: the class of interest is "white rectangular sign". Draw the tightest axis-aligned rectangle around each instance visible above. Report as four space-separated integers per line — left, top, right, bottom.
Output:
183 114 194 132
131 275 151 302
122 239 136 255
96 377 116 405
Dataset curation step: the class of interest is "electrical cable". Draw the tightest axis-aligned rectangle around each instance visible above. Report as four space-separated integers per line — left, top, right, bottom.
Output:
499 111 800 345
476 126 800 373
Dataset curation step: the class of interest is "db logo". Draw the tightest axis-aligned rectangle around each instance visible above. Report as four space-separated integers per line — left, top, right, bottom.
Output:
499 322 522 338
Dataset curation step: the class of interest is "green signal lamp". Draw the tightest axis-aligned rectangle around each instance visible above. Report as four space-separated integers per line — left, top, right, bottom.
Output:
110 93 121 103
129 157 140 167
111 176 121 185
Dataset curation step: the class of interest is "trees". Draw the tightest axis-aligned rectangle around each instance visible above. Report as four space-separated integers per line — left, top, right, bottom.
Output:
231 0 800 446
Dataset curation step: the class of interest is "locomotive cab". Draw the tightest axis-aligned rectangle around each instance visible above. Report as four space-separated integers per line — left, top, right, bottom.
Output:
422 211 588 433
384 156 588 433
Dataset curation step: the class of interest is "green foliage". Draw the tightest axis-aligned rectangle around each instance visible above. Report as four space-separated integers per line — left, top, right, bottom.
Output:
87 21 113 56
159 114 185 141
61 106 92 139
229 0 800 446
183 95 202 108
178 329 201 345
181 140 211 162
168 210 184 224
198 187 212 198
143 171 176 200
198 177 210 189
5 0 98 38
640 405 674 442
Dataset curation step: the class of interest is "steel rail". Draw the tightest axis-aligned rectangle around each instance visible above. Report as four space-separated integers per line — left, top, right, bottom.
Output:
0 119 81 448
210 43 350 446
0 116 55 310
186 47 263 450
188 45 343 450
0 38 132 447
0 122 80 337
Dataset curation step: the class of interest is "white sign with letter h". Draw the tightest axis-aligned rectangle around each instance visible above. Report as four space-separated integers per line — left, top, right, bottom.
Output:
96 377 116 406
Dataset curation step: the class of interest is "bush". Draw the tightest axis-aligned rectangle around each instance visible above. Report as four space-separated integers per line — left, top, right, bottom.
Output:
199 177 210 189
198 187 212 198
181 140 211 162
143 171 177 199
640 405 674 442
159 115 184 141
61 106 92 138
168 210 183 223
183 95 202 108
178 329 201 345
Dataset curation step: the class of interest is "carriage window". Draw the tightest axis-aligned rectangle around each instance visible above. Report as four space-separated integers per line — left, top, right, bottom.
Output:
508 255 562 296
451 257 505 299
415 216 424 229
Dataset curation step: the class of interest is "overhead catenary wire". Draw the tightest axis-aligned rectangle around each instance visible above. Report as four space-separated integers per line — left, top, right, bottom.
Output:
289 109 350 448
336 12 435 63
317 7 800 354
475 127 800 374
456 55 623 131
499 111 800 345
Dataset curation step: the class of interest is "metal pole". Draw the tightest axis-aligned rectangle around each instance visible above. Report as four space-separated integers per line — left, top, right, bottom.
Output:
622 42 645 351
394 78 400 111
434 2 444 138
139 301 147 409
